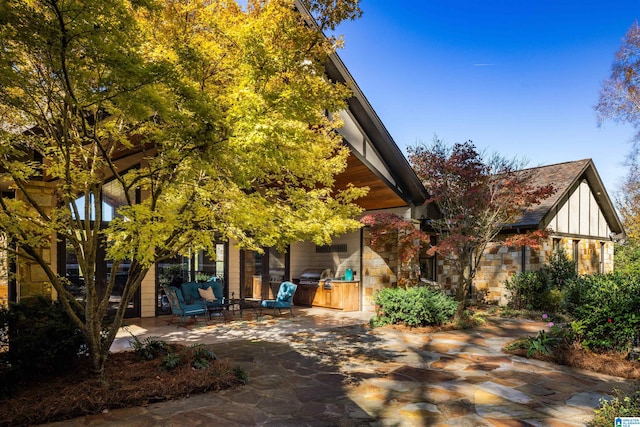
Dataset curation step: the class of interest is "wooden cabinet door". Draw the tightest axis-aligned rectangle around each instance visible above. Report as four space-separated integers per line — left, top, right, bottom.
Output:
326 283 343 309
312 284 325 306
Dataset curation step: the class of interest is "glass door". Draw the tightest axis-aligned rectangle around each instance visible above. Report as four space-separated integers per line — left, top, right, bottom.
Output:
156 244 227 315
240 248 289 300
60 180 141 318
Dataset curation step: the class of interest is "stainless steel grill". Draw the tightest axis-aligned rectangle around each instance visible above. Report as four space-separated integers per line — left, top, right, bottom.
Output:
298 268 332 285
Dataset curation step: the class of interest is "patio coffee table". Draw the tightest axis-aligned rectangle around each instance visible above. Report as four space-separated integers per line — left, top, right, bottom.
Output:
206 303 231 322
228 294 263 318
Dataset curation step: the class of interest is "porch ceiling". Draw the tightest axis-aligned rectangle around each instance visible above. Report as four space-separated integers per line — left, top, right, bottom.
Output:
2 146 408 212
334 153 408 211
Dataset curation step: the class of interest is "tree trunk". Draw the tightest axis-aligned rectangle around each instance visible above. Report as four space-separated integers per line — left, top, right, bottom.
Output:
454 275 473 318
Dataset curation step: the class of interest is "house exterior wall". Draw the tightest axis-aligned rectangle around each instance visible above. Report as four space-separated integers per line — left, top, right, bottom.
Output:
16 182 57 301
362 228 397 312
228 242 241 298
434 236 614 305
549 180 611 238
290 231 361 280
359 207 413 311
140 267 156 318
0 234 8 307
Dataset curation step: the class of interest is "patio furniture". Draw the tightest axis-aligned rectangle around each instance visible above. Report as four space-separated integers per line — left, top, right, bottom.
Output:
164 286 208 325
180 277 225 310
228 293 263 318
260 281 297 317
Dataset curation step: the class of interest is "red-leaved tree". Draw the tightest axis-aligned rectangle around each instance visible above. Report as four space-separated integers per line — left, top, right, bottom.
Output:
410 139 554 312
360 212 430 287
363 139 554 313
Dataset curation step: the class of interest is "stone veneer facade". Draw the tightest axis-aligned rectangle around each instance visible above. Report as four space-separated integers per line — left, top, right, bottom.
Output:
13 182 57 302
359 231 615 310
361 229 398 312
0 234 7 307
435 236 614 305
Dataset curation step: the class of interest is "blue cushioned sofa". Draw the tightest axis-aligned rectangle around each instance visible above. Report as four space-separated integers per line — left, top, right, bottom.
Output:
165 277 225 324
179 277 224 308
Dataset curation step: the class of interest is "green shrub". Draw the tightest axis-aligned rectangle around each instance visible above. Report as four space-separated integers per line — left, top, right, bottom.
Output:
588 388 640 427
569 273 640 351
504 272 546 310
370 286 458 327
526 329 559 358
505 250 576 312
160 343 217 371
1 297 85 378
233 366 249 384
538 250 577 289
614 240 640 276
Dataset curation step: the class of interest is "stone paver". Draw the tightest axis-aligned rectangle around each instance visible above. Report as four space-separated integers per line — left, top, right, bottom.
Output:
42 308 634 426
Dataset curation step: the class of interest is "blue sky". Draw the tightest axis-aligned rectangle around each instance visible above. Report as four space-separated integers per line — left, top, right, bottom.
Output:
331 1 640 194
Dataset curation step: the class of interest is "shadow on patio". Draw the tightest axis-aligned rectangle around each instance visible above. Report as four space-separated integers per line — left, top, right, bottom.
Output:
48 310 633 426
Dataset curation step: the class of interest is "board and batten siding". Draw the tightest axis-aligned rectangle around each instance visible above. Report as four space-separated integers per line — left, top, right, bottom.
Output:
549 180 610 238
227 241 241 298
289 230 361 281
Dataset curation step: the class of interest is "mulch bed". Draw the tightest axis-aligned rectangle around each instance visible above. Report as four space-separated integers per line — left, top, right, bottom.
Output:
504 340 640 380
0 344 243 427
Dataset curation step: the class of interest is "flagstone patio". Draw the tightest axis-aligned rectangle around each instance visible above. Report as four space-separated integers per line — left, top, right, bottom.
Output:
44 307 633 426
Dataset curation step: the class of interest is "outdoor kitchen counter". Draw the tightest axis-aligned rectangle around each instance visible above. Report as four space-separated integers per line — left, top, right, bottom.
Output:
309 279 359 311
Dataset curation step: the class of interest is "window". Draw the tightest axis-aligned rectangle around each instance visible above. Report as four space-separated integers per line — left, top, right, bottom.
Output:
553 238 561 253
573 240 580 273
156 245 227 315
600 242 606 274
521 246 527 272
419 236 437 282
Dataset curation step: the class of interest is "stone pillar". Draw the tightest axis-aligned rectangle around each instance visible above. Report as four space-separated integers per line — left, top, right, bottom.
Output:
361 228 397 312
15 181 57 301
0 233 8 307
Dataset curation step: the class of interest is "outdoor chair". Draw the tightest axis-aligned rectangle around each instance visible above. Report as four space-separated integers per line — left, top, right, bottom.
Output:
164 286 208 325
260 281 297 317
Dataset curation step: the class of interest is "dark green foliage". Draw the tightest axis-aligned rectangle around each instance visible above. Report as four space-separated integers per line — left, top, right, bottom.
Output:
538 250 578 289
588 388 640 426
0 297 85 379
188 344 216 369
162 352 181 371
526 329 559 357
129 335 170 360
233 366 249 384
370 286 458 327
614 240 640 276
505 250 576 311
159 343 217 371
504 272 547 310
567 273 640 351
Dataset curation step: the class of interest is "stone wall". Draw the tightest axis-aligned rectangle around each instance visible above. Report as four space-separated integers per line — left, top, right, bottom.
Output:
0 234 7 307
15 182 56 301
361 228 398 312
435 236 615 305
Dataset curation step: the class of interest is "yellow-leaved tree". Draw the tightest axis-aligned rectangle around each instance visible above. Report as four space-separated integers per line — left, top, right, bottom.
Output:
0 0 365 375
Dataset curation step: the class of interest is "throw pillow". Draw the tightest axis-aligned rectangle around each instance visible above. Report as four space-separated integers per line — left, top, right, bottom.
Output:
198 286 216 301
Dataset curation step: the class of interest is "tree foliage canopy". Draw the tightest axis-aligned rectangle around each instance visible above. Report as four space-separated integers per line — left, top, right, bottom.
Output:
596 21 640 267
365 139 553 310
411 140 553 307
0 0 364 374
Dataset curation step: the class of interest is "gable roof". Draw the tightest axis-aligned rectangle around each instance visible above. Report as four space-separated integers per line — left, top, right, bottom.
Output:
294 0 431 210
511 159 624 235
